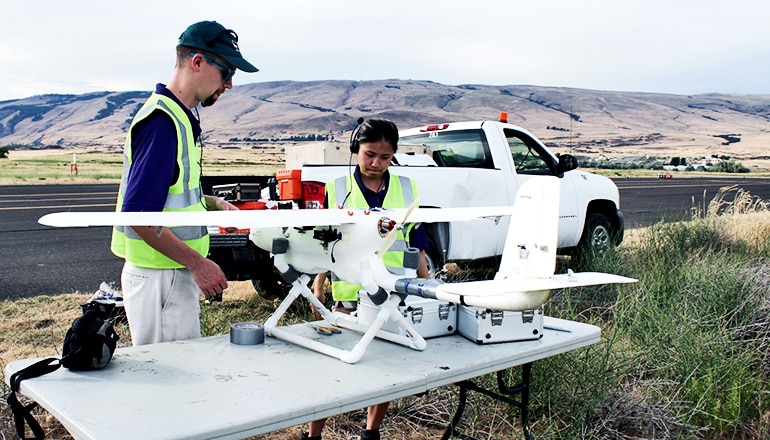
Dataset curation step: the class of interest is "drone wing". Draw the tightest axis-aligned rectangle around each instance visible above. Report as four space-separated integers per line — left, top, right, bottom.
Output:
38 205 516 229
38 209 359 229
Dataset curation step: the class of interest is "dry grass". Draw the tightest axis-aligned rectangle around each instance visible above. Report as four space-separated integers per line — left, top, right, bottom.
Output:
3 145 770 187
0 146 285 185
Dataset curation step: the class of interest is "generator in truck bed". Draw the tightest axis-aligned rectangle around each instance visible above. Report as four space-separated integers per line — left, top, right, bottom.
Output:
205 113 625 296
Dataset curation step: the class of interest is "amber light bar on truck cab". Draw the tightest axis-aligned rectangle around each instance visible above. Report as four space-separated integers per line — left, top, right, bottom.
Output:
419 111 509 131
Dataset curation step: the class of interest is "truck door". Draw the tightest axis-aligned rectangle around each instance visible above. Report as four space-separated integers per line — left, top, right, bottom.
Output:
400 128 512 261
504 129 579 248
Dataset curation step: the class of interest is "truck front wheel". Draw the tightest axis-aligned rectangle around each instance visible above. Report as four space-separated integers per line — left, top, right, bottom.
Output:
578 212 613 255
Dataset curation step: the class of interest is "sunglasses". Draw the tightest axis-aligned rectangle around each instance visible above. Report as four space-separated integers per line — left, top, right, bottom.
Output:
190 52 235 82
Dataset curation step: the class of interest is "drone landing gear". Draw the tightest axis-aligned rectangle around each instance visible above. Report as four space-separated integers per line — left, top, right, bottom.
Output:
263 246 426 364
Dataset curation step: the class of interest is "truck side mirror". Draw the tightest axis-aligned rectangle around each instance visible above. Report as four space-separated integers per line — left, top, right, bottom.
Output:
557 154 578 173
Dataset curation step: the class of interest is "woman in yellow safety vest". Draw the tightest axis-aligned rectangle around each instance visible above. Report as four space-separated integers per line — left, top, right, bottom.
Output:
302 119 430 440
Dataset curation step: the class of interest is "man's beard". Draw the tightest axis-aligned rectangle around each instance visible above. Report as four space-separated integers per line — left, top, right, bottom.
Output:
201 93 219 107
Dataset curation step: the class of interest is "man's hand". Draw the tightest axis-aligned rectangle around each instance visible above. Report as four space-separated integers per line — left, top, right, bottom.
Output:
187 256 229 298
204 195 239 211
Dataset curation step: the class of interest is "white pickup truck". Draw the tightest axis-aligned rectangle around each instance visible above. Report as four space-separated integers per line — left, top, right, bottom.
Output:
207 116 624 294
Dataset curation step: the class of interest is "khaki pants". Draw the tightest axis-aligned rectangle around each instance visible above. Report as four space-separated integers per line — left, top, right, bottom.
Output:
121 262 201 346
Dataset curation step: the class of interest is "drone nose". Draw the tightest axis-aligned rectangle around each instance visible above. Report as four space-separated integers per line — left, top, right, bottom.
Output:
378 218 396 235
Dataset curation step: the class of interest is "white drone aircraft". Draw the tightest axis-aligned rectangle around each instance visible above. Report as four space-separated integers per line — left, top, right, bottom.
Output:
39 177 635 363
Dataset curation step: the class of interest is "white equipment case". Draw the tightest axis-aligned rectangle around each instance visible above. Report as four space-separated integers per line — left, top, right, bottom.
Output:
358 296 457 339
457 306 544 344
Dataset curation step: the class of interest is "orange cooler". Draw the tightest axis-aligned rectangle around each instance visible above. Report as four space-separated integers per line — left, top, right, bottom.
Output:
276 169 302 200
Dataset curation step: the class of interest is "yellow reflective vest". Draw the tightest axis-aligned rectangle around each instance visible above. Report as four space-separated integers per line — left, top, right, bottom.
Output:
110 93 208 268
326 172 417 301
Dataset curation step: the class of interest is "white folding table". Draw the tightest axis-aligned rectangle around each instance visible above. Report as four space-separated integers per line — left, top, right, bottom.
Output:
6 316 600 440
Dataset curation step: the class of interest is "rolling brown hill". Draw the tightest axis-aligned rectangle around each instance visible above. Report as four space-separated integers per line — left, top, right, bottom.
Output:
1 79 769 168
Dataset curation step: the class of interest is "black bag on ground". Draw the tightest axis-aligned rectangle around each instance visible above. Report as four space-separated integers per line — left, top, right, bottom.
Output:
6 302 120 439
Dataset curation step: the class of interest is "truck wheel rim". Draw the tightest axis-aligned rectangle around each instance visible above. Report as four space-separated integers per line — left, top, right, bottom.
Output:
592 226 610 248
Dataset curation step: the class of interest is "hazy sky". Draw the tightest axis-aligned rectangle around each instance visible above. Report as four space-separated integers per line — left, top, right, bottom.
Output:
3 0 769 101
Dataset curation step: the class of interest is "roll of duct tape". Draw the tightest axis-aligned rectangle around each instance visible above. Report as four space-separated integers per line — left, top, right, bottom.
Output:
230 322 265 345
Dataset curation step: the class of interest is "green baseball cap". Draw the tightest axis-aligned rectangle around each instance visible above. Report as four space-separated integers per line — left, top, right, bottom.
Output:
178 21 258 73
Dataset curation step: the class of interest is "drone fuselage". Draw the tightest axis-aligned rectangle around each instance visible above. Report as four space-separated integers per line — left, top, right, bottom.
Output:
250 209 408 285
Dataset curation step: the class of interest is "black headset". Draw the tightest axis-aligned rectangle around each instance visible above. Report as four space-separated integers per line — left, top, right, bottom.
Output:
349 117 365 154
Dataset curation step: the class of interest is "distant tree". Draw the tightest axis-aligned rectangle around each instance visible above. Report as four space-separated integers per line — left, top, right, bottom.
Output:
710 160 750 173
0 146 8 159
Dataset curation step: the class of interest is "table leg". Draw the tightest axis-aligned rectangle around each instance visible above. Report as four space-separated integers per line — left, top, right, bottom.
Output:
442 362 534 440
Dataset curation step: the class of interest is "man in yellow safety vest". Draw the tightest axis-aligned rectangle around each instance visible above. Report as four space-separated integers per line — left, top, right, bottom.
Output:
111 21 258 346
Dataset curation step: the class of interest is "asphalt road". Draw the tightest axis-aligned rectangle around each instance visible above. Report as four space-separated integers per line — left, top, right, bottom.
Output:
2 176 769 300
0 184 122 300
613 175 770 228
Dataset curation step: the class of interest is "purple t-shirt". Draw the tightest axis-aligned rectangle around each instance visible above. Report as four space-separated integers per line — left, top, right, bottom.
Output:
121 84 201 212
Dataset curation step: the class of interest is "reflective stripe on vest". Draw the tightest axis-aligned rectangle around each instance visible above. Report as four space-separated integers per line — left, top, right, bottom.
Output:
110 94 208 269
327 173 418 301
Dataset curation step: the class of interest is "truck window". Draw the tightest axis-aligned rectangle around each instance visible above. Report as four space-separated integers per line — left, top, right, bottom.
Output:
505 129 553 175
400 129 494 169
